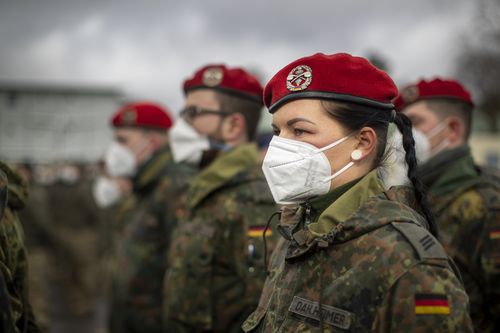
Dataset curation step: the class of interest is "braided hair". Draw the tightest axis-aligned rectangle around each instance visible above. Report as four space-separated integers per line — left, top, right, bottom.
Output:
321 100 437 236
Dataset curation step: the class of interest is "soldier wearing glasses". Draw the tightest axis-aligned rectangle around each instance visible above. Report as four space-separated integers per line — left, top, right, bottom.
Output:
163 64 278 333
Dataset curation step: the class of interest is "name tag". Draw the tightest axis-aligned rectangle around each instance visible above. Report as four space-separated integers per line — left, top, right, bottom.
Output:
288 296 352 330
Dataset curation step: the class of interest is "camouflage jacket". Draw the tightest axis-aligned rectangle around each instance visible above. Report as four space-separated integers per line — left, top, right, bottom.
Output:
0 161 39 333
242 169 473 333
109 145 195 333
1 169 14 333
419 145 500 332
163 143 278 333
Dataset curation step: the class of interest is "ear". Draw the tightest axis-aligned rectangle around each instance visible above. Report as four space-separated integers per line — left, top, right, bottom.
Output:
222 112 246 141
353 127 377 161
447 116 465 144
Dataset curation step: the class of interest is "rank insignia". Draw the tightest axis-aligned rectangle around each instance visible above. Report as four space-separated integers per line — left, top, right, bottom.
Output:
415 293 450 315
203 67 224 87
286 65 313 92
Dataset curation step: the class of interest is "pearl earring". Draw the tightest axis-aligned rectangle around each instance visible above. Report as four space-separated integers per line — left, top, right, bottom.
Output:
351 150 363 161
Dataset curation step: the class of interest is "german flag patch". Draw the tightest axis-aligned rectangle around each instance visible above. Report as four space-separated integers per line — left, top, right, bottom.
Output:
415 294 450 315
489 228 500 240
248 226 272 238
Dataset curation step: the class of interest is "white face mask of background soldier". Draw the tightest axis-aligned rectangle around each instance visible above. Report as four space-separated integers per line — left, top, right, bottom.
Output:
92 176 122 208
104 142 137 177
261 134 361 205
168 117 210 165
413 121 450 164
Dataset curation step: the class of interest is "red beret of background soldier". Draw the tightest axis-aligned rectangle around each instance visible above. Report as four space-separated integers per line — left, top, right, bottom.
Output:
396 77 500 332
242 53 473 332
104 101 196 333
163 64 278 333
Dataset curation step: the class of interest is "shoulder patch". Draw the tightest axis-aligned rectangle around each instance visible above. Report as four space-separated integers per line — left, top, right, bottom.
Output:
415 293 450 315
391 222 448 260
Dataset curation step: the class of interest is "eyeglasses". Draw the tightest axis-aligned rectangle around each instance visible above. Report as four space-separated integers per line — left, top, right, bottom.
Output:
180 105 233 119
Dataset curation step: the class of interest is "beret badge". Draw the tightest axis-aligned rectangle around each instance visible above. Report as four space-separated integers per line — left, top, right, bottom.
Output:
122 108 137 125
401 85 419 104
202 67 224 87
286 65 312 92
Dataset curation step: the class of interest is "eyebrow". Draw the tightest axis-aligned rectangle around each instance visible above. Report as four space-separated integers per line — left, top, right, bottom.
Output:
286 117 316 126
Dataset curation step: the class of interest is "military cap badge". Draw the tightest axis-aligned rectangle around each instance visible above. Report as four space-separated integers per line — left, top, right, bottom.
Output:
122 108 137 125
203 67 224 87
286 65 313 92
401 85 419 104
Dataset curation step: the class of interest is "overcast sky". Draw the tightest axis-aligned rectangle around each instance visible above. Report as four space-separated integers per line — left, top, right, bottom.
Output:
0 0 474 112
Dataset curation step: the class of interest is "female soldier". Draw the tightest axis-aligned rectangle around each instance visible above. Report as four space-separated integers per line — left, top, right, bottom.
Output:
242 53 473 332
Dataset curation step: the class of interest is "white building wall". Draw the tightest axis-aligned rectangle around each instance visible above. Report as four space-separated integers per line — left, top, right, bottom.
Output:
0 85 122 163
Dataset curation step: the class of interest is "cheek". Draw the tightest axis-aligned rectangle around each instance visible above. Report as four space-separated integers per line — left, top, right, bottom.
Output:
191 116 220 135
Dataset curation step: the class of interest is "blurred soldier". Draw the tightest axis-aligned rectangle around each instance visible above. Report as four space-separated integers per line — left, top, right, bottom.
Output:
1 168 14 333
395 78 500 332
107 101 195 333
163 64 278 333
0 161 40 333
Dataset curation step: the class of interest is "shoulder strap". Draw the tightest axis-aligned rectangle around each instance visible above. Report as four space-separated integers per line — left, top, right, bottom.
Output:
391 222 447 260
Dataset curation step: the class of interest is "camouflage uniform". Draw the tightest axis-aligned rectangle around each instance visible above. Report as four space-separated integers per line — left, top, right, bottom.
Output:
163 143 278 333
109 144 195 333
0 161 39 333
243 169 473 332
419 145 500 332
1 169 14 333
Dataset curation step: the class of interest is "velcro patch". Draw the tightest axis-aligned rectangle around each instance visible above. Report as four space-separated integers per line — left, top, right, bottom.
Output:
288 296 352 330
415 294 450 315
248 225 272 238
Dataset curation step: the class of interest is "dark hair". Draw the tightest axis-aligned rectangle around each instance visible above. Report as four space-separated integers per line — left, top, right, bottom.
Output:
216 92 263 141
321 100 438 236
425 99 473 140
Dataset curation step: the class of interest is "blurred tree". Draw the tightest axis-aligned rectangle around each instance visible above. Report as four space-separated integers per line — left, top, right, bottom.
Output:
455 0 500 132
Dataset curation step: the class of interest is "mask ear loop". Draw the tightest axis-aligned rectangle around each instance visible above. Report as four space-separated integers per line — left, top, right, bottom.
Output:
322 149 362 183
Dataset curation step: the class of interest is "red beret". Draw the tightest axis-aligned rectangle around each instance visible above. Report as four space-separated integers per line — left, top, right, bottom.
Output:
183 64 263 103
264 53 397 113
111 102 173 129
394 78 474 111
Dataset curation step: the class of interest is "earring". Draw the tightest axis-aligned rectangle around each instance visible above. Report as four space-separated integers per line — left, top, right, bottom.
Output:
351 150 362 161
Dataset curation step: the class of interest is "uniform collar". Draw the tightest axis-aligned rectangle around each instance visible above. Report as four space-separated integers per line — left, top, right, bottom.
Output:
187 143 258 208
133 144 173 193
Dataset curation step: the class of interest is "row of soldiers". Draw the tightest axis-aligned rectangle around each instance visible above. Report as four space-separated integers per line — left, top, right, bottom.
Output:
1 53 499 332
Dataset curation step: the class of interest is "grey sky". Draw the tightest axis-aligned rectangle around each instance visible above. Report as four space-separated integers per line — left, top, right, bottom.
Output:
0 0 473 112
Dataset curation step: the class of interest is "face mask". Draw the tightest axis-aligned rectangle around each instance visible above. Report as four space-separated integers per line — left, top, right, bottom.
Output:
425 122 450 158
104 142 137 177
262 135 355 205
169 117 210 164
412 128 431 163
92 176 122 208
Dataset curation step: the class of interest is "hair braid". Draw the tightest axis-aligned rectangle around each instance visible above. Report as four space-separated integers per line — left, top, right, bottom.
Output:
393 112 438 237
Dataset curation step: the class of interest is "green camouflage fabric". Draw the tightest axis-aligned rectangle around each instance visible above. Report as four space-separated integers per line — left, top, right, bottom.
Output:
1 169 15 333
163 143 278 333
109 145 196 333
419 145 500 332
0 161 40 333
243 169 473 333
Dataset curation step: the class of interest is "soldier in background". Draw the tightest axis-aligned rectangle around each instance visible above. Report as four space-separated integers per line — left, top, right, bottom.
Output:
164 64 278 333
1 168 14 333
395 77 500 332
106 101 195 333
0 161 40 333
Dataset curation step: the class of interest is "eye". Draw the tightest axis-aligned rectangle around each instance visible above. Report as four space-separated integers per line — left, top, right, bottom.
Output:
293 128 306 136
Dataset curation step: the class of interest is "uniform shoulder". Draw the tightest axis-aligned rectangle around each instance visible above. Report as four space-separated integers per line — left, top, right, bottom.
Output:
390 222 448 261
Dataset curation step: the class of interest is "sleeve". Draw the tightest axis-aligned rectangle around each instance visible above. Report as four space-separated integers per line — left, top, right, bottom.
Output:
372 261 474 333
